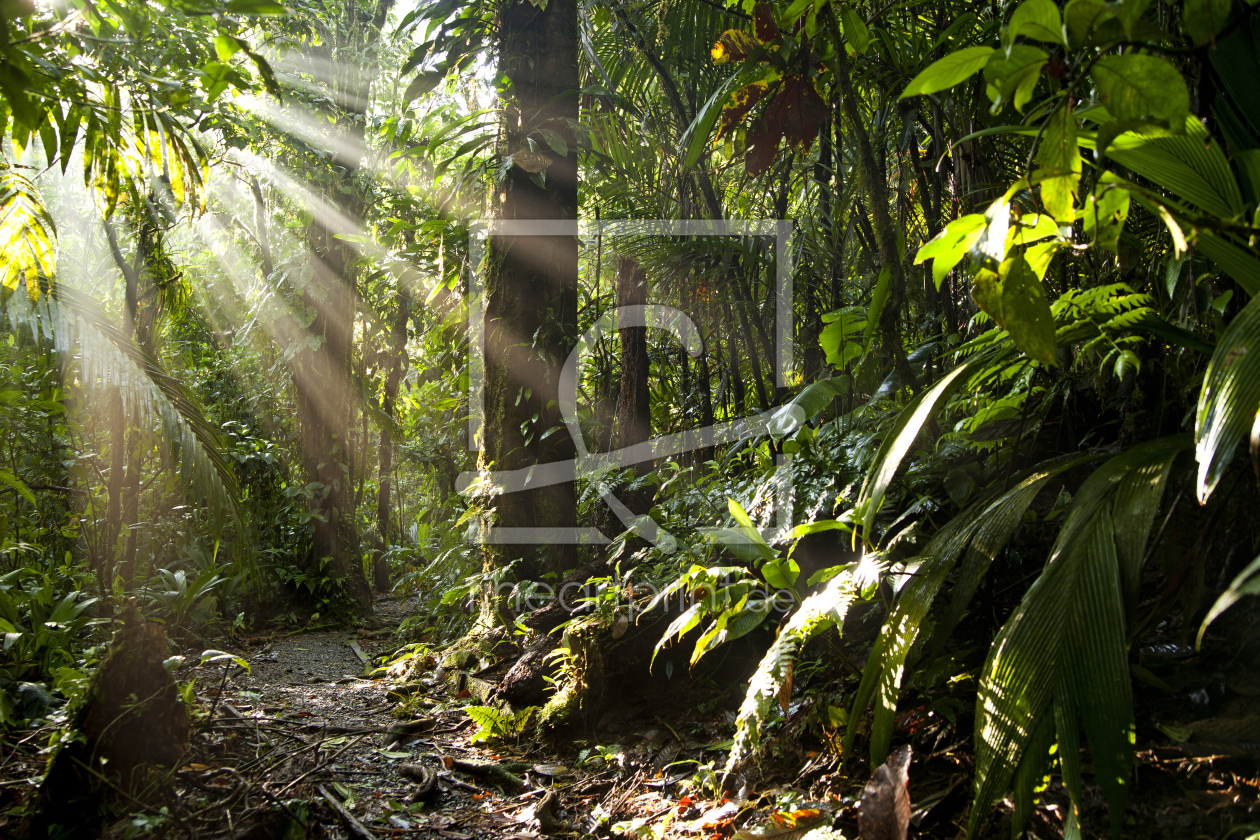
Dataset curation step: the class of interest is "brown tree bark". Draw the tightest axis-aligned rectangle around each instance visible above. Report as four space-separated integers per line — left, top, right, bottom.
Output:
373 285 410 591
290 0 394 613
482 0 580 584
829 15 920 394
614 257 650 452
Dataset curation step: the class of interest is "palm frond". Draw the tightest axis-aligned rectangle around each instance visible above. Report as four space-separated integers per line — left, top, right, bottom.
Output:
846 453 1094 768
970 435 1188 839
7 286 245 536
1196 291 1260 502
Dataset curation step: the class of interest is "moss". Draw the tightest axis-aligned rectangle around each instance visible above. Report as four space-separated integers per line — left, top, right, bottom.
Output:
537 617 606 730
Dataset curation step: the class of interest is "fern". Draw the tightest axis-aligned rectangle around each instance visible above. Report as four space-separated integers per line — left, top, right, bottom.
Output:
725 571 857 778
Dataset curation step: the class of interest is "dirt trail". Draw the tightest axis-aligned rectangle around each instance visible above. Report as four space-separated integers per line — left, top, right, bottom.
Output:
191 595 848 840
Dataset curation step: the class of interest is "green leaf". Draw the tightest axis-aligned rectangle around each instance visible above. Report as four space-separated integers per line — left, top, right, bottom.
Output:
682 73 749 169
984 45 1048 113
915 213 986 288
1082 181 1130 251
970 437 1187 839
227 0 288 13
973 255 1057 366
864 267 891 352
403 72 444 105
855 361 979 540
1195 291 1260 501
1090 55 1189 130
1005 0 1066 46
847 456 1088 768
200 649 251 673
840 4 870 54
1064 0 1112 46
213 34 241 63
768 378 847 439
0 469 35 506
1036 104 1082 221
1198 554 1260 647
901 47 996 98
1183 0 1232 46
725 499 776 560
970 198 1012 268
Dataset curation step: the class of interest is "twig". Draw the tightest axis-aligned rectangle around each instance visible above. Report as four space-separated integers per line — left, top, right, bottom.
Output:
318 784 378 840
276 733 369 797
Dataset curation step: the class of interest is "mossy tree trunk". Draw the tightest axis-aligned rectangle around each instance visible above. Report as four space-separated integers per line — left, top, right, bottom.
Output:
482 0 580 585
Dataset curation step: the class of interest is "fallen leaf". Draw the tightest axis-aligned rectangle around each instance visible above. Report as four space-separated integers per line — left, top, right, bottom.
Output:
858 745 913 840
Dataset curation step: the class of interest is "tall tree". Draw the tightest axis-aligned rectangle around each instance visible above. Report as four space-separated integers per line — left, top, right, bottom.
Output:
482 0 580 584
290 0 394 612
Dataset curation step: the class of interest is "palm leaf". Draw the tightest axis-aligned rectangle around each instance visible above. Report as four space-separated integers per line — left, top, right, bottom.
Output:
846 454 1092 767
9 287 245 536
1197 553 1260 647
1196 291 1260 502
969 435 1188 839
854 360 979 541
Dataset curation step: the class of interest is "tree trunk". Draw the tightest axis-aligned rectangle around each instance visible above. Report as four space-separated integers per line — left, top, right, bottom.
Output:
614 257 650 452
829 15 919 394
374 285 410 592
105 388 124 593
296 222 371 611
483 0 580 585
289 0 395 614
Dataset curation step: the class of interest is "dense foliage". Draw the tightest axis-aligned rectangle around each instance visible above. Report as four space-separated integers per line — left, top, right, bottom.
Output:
2 0 1260 836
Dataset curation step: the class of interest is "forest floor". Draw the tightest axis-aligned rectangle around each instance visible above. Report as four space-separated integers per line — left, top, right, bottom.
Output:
2 594 1258 839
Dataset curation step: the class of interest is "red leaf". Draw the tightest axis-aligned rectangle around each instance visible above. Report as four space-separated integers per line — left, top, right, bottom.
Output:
718 81 773 141
765 75 826 154
712 29 760 65
744 128 778 176
753 1 780 42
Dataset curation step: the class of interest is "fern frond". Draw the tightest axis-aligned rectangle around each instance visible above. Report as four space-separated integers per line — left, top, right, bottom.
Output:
725 572 857 778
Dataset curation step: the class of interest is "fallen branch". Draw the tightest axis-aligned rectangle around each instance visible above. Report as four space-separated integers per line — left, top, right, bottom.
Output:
317 784 377 840
447 757 529 793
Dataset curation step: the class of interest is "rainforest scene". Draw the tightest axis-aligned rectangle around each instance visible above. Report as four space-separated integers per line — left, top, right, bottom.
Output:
0 0 1258 837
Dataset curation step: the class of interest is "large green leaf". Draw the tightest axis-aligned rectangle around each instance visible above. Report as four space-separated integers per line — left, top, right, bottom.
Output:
901 47 995 98
972 254 1057 366
914 213 985 289
1183 0 1233 47
970 436 1188 839
846 455 1090 768
1090 54 1189 129
1036 103 1081 221
1195 292 1260 501
854 361 979 540
984 45 1049 113
1198 553 1260 647
1004 0 1065 46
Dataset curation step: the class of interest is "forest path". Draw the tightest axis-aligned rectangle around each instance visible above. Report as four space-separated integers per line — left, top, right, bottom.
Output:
194 594 640 839
192 594 826 840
